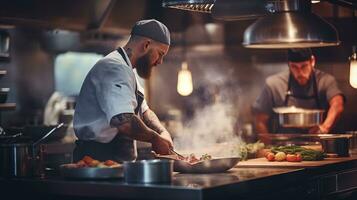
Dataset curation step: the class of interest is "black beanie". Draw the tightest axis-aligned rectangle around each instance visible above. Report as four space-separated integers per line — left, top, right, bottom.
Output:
287 48 312 62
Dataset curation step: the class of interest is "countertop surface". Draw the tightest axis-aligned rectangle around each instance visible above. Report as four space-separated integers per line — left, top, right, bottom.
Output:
2 156 357 200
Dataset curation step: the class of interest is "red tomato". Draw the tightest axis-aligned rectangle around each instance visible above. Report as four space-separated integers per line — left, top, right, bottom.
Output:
264 151 271 158
296 154 302 162
82 155 94 165
286 154 297 162
104 160 117 166
266 152 275 161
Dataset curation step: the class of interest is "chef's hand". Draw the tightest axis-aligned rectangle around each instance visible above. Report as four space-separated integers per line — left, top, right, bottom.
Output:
151 133 173 155
309 125 329 134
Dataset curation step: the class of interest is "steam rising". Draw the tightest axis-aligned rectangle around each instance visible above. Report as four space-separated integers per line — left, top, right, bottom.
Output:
173 82 245 158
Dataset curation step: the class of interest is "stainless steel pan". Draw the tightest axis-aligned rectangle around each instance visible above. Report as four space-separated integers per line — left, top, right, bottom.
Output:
156 155 240 173
273 106 324 128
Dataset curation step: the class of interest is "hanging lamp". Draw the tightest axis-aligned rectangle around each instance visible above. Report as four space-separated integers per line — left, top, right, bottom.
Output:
177 61 193 96
350 46 357 89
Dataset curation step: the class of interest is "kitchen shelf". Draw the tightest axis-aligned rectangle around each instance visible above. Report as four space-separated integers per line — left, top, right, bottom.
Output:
0 70 6 75
0 103 16 111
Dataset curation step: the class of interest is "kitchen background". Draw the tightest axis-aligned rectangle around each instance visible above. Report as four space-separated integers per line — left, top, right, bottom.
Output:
0 0 356 144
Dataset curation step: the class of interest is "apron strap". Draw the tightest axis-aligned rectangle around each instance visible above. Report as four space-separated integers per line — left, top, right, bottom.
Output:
284 71 321 108
312 71 321 108
116 48 144 115
284 74 293 106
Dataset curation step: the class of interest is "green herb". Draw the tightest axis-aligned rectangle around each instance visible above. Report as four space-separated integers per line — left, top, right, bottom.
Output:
271 145 325 161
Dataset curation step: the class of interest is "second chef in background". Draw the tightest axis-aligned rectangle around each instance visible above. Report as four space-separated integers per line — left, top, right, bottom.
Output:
252 48 345 136
73 19 173 162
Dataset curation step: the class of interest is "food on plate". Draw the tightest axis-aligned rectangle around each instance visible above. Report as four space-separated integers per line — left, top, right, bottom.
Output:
175 153 213 164
63 156 121 168
200 153 212 161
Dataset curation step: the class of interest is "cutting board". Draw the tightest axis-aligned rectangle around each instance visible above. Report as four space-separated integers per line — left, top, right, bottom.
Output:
236 156 357 168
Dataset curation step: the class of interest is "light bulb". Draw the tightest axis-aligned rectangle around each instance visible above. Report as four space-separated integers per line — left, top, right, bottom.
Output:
350 53 357 89
177 61 193 96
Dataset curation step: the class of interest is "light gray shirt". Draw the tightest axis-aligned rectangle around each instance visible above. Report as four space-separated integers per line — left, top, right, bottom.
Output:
74 48 149 143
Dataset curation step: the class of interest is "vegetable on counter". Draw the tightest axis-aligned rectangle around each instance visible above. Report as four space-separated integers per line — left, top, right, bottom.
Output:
274 152 287 161
239 141 265 161
269 145 326 161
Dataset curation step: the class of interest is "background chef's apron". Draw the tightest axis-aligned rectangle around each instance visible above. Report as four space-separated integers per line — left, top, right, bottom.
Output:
73 48 143 162
273 71 321 133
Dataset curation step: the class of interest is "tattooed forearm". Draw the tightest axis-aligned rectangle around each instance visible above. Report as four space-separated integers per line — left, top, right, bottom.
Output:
110 113 158 142
110 113 134 126
143 109 167 134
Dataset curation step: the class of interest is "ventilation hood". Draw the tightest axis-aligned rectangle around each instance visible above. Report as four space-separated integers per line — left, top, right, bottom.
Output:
162 0 215 13
163 0 345 49
243 0 340 48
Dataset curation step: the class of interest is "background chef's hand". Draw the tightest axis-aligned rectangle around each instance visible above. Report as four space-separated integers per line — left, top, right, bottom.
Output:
151 133 173 155
308 124 329 134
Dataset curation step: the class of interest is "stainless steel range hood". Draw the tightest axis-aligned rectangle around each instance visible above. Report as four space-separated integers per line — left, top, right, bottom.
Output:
243 0 340 48
162 0 215 13
163 0 341 49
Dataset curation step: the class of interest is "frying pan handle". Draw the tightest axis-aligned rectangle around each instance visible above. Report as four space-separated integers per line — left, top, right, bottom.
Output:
33 123 64 146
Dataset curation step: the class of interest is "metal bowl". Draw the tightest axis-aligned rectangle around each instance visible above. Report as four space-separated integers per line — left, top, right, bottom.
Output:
273 106 324 128
123 159 173 183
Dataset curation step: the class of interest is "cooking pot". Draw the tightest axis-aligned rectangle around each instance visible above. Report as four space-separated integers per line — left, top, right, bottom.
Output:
0 123 63 177
320 134 351 157
123 159 173 183
273 106 325 128
0 143 45 177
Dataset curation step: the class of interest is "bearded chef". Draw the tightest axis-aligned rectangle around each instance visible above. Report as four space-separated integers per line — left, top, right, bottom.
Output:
252 48 345 137
73 19 173 162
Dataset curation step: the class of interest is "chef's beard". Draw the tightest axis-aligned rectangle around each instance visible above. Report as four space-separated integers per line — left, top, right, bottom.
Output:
136 53 152 79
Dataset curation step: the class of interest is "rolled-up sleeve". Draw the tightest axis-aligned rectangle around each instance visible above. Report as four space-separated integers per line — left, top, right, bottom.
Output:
323 75 345 102
92 59 137 122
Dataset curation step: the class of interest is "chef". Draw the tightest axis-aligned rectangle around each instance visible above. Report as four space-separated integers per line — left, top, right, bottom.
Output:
252 48 345 137
73 19 173 162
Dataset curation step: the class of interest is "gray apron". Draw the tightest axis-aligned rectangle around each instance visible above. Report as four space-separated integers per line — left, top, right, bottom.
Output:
73 48 144 162
273 71 321 133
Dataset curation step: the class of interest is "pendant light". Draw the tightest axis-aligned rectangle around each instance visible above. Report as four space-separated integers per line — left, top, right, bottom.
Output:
177 61 193 96
177 32 193 96
350 46 357 89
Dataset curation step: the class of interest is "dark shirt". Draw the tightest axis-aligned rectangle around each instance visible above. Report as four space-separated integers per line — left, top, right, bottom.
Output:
252 69 344 133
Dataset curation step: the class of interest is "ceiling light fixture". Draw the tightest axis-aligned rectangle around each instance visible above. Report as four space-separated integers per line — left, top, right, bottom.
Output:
177 61 193 96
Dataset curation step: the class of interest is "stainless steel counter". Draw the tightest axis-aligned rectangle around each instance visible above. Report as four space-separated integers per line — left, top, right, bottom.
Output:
1 157 357 200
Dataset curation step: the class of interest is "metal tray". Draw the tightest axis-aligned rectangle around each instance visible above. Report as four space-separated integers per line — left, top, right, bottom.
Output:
59 164 124 179
156 155 240 173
